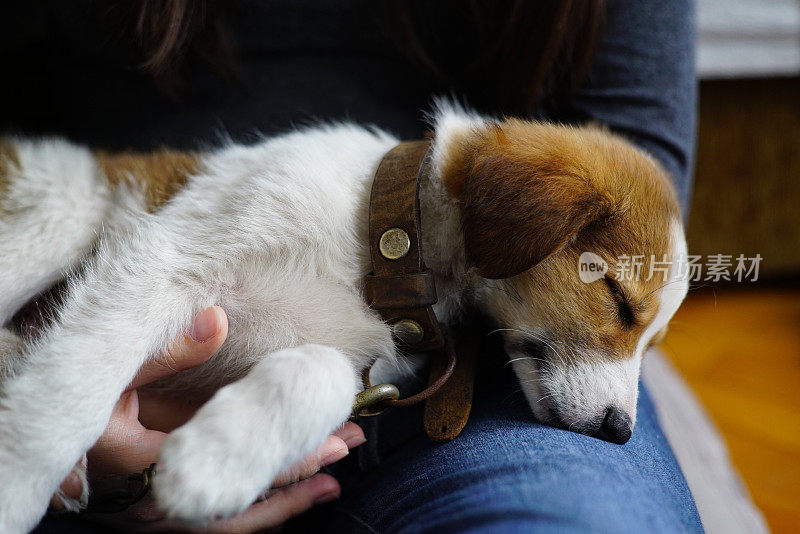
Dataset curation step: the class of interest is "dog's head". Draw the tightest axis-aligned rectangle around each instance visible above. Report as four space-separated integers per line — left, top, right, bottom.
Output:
442 116 688 444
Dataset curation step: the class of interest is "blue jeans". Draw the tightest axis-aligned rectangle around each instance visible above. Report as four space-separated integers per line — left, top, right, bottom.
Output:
288 361 703 534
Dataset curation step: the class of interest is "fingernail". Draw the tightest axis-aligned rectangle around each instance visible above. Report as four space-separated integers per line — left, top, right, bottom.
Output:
313 491 340 505
189 308 219 342
344 435 366 449
321 447 348 466
336 425 363 445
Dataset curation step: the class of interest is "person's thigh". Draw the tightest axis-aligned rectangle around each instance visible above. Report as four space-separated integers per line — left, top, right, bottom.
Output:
295 368 702 534
35 367 702 533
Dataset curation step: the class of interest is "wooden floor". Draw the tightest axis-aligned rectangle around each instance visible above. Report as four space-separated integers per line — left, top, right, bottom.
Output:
662 286 800 533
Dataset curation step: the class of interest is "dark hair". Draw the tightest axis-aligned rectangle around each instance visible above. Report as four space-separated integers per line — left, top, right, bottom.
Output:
120 0 240 98
382 1 606 111
130 0 605 110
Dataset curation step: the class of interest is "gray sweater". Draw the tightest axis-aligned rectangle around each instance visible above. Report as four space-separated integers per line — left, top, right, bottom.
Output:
0 0 696 212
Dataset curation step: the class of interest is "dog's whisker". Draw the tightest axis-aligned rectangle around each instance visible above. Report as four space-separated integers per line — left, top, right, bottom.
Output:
487 327 525 337
518 377 548 384
507 356 548 365
537 392 557 403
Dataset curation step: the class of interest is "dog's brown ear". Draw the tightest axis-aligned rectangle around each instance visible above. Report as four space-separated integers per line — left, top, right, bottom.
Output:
459 153 612 279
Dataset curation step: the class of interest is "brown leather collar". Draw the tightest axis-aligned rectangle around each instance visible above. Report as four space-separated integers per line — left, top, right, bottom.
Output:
364 139 445 353
362 140 474 441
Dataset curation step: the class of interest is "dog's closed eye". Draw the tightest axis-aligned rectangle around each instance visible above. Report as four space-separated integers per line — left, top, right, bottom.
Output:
603 276 636 328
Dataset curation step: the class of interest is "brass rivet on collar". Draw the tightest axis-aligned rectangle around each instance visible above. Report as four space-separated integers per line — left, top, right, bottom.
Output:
392 319 424 345
379 228 410 260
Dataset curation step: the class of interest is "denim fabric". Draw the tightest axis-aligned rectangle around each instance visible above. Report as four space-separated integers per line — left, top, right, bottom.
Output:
35 370 703 534
288 360 703 534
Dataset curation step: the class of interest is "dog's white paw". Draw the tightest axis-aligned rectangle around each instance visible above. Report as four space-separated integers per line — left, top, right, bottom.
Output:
153 418 281 522
152 345 356 523
51 454 90 513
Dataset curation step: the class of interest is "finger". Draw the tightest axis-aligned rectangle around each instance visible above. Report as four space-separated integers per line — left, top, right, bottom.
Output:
332 422 366 449
137 389 209 433
102 426 168 475
129 306 228 390
51 455 89 511
196 474 340 534
49 470 83 510
88 390 169 476
270 424 365 488
59 471 83 500
271 435 348 488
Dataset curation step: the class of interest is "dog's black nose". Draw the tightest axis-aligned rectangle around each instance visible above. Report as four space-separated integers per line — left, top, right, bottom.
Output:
596 407 632 444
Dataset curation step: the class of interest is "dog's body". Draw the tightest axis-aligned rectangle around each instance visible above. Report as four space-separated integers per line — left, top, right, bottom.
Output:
0 104 688 531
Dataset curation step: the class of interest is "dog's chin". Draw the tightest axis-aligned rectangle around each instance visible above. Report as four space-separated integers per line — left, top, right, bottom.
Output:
508 354 559 425
519 381 559 426
513 368 559 426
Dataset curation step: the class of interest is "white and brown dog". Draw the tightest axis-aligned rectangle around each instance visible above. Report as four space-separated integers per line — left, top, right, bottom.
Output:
0 102 688 531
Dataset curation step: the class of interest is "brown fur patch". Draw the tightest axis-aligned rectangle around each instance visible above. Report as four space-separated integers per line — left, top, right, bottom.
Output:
442 119 679 279
95 149 200 211
443 118 682 362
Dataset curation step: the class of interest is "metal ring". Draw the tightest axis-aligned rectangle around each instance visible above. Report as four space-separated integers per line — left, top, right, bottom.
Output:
352 383 400 417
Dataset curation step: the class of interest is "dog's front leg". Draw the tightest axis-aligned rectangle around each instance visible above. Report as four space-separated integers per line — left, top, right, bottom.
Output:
0 239 214 532
154 343 359 522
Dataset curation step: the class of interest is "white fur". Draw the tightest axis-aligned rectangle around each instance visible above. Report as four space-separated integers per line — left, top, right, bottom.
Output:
0 328 25 379
155 344 358 520
512 351 642 430
419 100 479 324
0 139 111 325
0 124 402 531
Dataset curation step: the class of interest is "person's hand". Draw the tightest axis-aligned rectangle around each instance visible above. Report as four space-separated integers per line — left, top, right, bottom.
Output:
51 306 365 532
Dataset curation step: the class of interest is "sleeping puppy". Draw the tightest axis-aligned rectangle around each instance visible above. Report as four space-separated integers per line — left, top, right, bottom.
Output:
0 102 688 531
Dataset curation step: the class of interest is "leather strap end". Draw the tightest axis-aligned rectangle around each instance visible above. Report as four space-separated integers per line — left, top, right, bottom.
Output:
423 328 477 442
